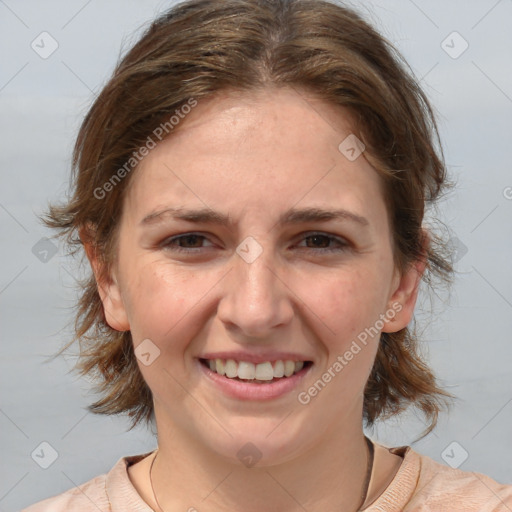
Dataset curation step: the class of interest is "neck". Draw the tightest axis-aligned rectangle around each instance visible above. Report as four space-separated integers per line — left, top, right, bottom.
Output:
149 414 372 512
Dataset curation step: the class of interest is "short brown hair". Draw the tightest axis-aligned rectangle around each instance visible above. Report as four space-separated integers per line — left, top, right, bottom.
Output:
45 0 455 436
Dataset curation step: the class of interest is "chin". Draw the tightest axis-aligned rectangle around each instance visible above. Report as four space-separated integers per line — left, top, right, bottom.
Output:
200 419 314 468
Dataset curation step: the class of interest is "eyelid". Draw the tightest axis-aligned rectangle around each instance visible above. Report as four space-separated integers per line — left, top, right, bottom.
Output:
159 232 215 251
294 231 350 252
159 231 351 254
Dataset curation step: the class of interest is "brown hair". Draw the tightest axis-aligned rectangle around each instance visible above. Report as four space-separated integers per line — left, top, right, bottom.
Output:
45 0 455 437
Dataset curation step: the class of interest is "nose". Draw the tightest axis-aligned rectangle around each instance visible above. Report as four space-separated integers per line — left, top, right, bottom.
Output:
216 244 294 339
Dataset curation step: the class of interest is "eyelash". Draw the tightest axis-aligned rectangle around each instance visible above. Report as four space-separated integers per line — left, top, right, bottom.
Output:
160 232 349 254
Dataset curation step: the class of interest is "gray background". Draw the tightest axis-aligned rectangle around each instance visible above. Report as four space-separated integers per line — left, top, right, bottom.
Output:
1 0 511 510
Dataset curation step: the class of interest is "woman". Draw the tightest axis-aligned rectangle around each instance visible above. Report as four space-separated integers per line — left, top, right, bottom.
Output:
23 0 512 510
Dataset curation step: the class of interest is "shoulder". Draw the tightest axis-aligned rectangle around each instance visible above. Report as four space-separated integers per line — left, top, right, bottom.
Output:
21 452 154 512
409 447 512 512
21 473 109 512
369 443 512 512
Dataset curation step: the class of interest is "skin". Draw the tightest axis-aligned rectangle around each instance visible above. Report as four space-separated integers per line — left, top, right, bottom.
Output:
86 86 425 511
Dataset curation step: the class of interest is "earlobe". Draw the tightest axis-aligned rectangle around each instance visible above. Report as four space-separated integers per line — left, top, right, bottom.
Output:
81 229 130 332
382 235 428 333
96 276 130 332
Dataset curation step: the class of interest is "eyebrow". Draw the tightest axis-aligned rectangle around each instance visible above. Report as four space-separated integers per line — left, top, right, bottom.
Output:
140 206 369 228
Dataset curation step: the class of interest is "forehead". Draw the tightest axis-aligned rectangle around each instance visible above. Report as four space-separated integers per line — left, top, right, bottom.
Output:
122 87 387 228
155 86 357 159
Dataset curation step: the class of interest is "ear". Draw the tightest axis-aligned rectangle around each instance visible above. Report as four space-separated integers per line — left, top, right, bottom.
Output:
80 227 130 332
381 230 428 333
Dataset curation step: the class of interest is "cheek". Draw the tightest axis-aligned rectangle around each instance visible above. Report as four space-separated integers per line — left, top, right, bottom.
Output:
294 265 390 346
121 258 220 342
121 263 208 394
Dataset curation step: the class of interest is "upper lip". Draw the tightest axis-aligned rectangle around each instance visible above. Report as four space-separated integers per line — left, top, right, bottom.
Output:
198 351 314 364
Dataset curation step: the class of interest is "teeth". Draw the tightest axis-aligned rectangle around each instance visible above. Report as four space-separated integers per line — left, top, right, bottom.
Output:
225 359 238 378
238 361 255 380
284 360 295 377
255 362 274 381
206 358 308 381
216 359 225 376
273 360 284 378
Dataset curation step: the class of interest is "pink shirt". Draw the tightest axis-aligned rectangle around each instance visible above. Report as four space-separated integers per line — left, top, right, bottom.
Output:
21 443 512 511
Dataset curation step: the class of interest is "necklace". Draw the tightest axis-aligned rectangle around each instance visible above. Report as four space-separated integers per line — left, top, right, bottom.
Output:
359 435 375 510
149 436 374 512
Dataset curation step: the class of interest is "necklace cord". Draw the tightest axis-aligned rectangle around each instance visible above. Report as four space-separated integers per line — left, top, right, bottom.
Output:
358 435 375 511
149 437 375 512
149 449 164 512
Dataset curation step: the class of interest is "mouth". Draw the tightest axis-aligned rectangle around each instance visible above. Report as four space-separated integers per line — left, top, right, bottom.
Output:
197 357 313 400
199 358 313 382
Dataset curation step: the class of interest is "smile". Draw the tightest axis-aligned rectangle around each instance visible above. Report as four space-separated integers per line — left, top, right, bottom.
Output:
198 358 313 400
200 358 312 382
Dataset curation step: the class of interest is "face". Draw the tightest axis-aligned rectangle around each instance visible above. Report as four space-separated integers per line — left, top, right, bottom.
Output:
93 86 422 465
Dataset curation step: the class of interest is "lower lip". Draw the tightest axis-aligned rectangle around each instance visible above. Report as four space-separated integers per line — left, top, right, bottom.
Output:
196 359 312 401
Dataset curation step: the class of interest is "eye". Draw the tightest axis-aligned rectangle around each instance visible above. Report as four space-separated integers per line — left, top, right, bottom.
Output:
296 232 349 253
160 233 213 252
159 231 349 254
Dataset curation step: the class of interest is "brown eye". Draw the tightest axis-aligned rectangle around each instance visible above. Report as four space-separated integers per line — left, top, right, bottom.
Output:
297 233 349 253
161 233 213 252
